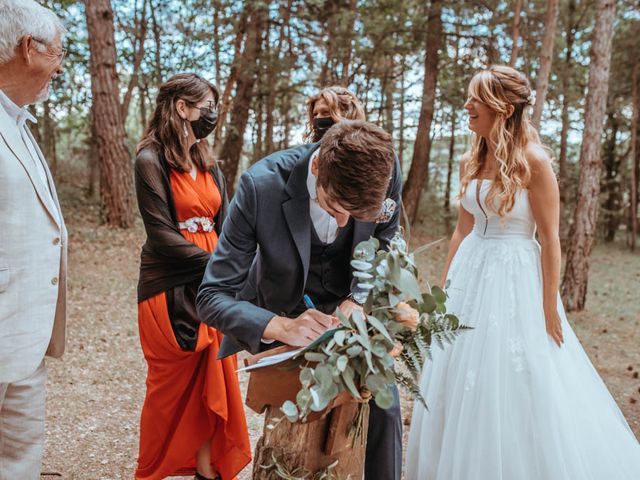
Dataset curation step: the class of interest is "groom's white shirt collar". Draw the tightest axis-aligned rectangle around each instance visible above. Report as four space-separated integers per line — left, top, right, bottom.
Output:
306 149 339 244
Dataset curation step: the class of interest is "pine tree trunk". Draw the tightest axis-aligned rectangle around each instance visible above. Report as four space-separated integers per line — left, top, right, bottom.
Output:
212 6 249 157
509 0 523 66
561 0 616 311
121 0 148 121
602 111 620 242
402 0 443 225
532 0 560 129
218 4 267 191
398 56 406 170
558 0 576 231
630 62 639 251
149 0 162 85
43 99 57 176
85 0 136 228
212 0 222 87
445 110 456 214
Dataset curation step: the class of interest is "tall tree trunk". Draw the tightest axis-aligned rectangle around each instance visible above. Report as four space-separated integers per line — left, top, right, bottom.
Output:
320 0 357 85
42 99 57 176
212 0 222 87
602 111 620 242
561 0 616 311
402 0 443 225
558 0 576 226
212 7 249 157
444 109 456 214
445 29 461 218
630 61 639 251
139 78 148 131
509 0 523 66
149 0 162 85
532 0 560 129
121 0 148 121
85 0 136 228
398 55 406 170
218 3 267 191
88 105 100 201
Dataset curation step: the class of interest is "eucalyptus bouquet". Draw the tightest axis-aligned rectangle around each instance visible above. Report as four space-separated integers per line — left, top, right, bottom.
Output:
281 233 469 422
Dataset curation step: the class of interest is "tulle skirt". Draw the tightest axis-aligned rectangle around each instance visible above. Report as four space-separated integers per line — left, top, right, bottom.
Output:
405 231 640 480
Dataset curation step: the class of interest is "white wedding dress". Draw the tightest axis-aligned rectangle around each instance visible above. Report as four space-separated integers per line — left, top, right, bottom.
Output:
405 179 640 479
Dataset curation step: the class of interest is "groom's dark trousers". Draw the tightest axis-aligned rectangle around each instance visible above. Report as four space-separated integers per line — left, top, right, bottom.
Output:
197 143 403 480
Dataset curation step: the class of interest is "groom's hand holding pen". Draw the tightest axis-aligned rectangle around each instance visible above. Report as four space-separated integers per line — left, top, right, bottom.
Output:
262 295 338 347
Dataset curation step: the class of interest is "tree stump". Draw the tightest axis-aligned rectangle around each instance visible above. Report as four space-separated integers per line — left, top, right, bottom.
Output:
245 347 370 479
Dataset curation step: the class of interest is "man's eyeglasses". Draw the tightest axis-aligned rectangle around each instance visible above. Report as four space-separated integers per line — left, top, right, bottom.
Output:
31 36 67 64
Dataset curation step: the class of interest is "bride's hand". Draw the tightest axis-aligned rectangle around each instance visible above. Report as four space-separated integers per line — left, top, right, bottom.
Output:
545 308 564 347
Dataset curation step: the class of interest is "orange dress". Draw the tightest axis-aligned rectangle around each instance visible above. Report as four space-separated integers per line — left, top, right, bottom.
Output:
136 169 251 480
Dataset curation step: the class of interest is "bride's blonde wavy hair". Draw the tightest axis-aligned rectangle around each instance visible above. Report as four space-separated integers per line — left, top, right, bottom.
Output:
460 65 541 216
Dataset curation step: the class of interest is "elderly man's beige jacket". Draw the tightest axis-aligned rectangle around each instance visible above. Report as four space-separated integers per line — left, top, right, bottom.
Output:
0 92 67 384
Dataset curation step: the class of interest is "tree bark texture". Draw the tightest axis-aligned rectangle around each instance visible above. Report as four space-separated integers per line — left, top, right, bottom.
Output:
561 0 616 311
630 62 639 251
509 0 523 66
532 0 560 129
402 0 443 225
218 3 267 191
212 6 249 157
121 0 148 121
558 0 576 218
85 0 136 228
244 348 369 480
602 111 621 242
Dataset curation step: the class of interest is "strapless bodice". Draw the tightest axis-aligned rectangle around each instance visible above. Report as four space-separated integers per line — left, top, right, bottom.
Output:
460 179 536 239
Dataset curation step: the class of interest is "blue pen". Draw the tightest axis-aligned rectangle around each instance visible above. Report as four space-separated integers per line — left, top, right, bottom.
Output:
303 294 316 310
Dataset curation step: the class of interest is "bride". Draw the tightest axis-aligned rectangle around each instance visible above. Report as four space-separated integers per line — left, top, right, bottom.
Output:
405 65 640 479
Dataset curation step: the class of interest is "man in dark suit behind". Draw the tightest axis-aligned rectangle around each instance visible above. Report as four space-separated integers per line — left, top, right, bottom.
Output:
197 120 402 479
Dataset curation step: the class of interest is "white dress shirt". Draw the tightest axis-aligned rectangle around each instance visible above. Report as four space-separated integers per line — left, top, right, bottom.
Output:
0 90 54 189
307 150 339 244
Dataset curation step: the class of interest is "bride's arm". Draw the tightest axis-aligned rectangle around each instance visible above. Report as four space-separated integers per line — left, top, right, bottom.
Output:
527 144 564 347
440 154 474 286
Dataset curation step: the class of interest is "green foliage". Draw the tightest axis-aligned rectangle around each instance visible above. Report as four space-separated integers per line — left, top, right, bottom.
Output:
282 233 470 421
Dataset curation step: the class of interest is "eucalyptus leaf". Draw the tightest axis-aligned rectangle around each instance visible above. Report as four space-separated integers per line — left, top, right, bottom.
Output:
352 310 371 345
421 293 437 313
351 259 373 271
397 268 423 302
346 344 363 357
282 400 299 421
366 314 394 343
337 355 348 372
341 369 362 400
431 286 447 304
374 386 395 409
353 271 374 280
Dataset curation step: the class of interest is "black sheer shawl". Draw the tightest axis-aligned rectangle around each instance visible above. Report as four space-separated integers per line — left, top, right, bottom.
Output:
135 146 228 350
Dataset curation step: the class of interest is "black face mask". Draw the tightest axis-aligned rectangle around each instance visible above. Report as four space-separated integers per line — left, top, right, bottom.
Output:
313 116 335 140
191 107 218 140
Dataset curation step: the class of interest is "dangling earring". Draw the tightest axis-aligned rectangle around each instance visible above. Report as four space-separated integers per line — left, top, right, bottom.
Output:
183 120 189 138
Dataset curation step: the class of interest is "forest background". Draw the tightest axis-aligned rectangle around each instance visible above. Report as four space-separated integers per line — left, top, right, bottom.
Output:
28 0 640 478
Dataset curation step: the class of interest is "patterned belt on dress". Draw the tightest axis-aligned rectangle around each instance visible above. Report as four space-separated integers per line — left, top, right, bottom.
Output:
178 216 215 233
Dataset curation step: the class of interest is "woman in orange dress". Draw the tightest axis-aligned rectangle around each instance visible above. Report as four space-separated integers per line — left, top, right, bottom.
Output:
134 73 250 480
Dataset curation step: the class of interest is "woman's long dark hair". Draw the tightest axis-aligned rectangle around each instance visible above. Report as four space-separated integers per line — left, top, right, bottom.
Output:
137 73 220 172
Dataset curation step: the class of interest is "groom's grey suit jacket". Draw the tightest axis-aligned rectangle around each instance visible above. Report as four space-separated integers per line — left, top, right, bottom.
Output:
197 143 402 358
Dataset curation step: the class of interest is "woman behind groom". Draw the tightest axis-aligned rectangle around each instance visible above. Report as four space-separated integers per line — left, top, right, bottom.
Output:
134 73 250 480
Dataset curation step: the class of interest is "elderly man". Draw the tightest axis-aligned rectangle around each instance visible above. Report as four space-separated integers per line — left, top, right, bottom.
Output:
0 0 67 477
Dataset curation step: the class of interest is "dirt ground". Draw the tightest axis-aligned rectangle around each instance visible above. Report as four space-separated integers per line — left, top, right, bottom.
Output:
40 193 640 479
